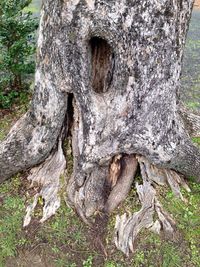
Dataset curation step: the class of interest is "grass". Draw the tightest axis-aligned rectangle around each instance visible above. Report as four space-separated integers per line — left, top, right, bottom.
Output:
0 106 199 266
0 175 27 266
192 136 200 146
181 9 200 110
0 2 199 265
186 100 200 110
160 182 200 267
2 172 199 266
0 172 98 266
104 180 200 267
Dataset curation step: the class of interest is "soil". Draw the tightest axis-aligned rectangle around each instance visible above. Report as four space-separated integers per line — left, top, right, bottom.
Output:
1 2 200 267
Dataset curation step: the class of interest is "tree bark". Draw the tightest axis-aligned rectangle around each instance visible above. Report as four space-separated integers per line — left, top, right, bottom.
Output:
179 103 200 137
0 0 199 254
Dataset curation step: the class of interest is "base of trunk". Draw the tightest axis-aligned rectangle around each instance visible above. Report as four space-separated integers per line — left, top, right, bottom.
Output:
23 143 190 255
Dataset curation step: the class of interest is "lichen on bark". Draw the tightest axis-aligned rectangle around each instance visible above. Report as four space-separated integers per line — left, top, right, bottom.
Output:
0 0 199 255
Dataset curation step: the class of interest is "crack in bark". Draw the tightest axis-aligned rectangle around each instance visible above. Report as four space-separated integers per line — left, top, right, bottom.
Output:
0 0 198 256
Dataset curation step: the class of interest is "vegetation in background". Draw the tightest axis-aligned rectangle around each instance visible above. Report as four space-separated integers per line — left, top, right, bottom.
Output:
0 0 38 109
181 9 200 110
0 0 199 266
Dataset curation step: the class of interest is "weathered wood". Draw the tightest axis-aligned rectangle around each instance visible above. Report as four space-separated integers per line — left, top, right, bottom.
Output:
105 155 138 213
179 103 200 137
137 155 191 199
115 156 180 256
0 0 199 184
114 181 156 256
0 0 199 253
23 138 66 227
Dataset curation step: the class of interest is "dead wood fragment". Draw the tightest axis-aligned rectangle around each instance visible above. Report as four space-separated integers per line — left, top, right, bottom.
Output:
70 166 108 222
164 169 190 202
105 155 138 213
23 138 66 227
137 155 190 199
108 154 122 188
114 181 155 256
115 155 189 256
155 199 176 236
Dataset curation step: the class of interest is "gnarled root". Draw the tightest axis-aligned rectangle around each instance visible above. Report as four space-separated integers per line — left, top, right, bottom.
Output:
114 155 190 256
67 154 138 224
105 154 138 213
22 146 191 257
67 165 108 225
137 156 191 200
114 181 156 256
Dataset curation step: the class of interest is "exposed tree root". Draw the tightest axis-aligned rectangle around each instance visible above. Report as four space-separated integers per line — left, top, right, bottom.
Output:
0 0 198 261
70 166 108 225
114 181 156 256
104 154 138 213
114 155 190 256
22 146 190 257
23 138 66 227
137 156 191 200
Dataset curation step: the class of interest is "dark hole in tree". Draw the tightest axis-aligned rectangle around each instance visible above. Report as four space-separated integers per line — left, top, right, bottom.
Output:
89 37 115 93
67 93 74 138
64 93 74 174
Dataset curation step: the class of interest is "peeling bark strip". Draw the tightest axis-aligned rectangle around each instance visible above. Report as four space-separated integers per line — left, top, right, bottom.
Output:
114 181 177 256
0 0 199 185
23 138 66 227
0 0 199 254
115 156 186 256
115 181 156 256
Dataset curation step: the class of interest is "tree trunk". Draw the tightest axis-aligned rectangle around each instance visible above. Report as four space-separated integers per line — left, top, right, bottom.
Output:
0 0 199 255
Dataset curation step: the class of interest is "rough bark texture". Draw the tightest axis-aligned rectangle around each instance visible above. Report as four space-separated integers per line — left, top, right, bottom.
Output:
179 103 200 137
1 0 199 181
0 0 199 254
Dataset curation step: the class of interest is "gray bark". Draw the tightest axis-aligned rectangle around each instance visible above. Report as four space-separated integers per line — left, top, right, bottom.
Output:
0 0 199 237
179 103 200 137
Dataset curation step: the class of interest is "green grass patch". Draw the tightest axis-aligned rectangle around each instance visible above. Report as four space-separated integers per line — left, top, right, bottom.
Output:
23 0 41 15
192 136 200 146
23 5 39 13
0 170 199 266
0 106 200 266
0 173 98 266
186 101 200 110
160 182 200 267
0 175 27 266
